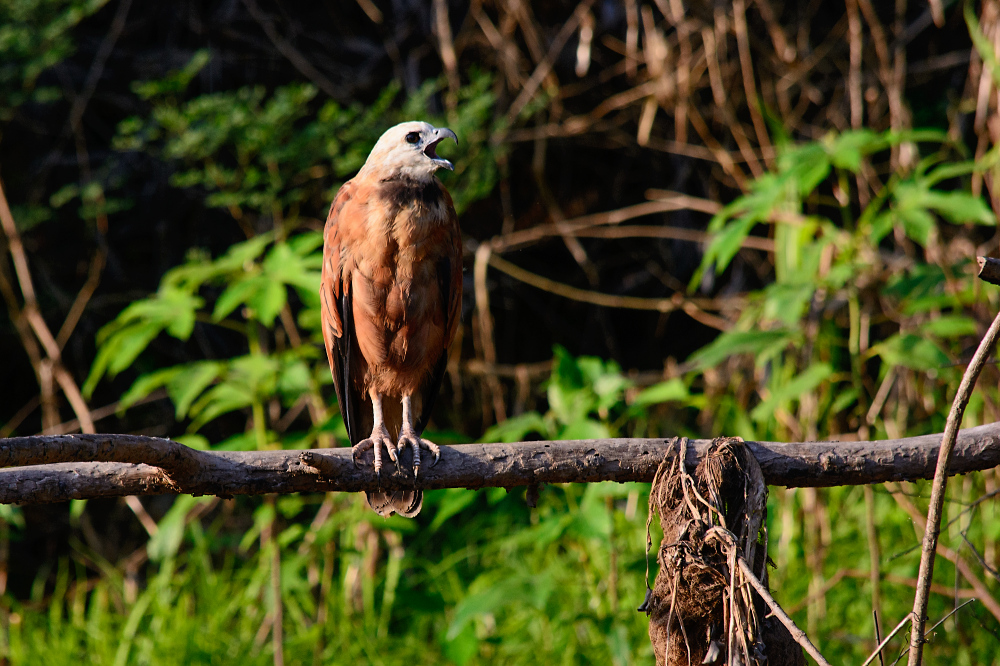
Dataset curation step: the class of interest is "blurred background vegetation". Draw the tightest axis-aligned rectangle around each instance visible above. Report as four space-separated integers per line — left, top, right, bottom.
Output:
3 0 1000 663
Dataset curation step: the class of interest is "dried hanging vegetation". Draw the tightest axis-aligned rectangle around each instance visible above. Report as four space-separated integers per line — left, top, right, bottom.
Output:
644 438 808 665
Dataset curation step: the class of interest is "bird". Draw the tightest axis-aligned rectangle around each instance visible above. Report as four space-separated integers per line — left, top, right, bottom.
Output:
320 121 462 517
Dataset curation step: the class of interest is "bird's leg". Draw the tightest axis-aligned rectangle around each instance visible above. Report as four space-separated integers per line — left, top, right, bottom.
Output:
397 393 441 476
351 390 398 478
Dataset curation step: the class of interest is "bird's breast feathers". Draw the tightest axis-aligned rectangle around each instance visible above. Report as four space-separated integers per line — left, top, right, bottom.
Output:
323 171 460 392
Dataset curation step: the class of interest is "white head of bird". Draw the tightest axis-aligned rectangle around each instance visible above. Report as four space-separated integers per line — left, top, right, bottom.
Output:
358 121 458 182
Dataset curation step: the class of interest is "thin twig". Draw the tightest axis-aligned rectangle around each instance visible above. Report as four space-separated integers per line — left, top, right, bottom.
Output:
503 0 595 126
861 613 913 666
473 244 506 423
907 308 1000 666
887 482 1000 625
487 253 739 318
0 178 95 434
735 556 832 666
433 0 460 104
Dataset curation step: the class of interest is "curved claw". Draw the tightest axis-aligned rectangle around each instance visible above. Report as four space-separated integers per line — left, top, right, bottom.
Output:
351 424 394 476
396 432 441 476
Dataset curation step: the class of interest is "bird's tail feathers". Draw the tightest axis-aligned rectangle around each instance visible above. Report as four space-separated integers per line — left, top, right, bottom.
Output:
365 490 423 518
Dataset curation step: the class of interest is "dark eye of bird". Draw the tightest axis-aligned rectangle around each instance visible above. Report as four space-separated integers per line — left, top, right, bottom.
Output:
405 132 420 144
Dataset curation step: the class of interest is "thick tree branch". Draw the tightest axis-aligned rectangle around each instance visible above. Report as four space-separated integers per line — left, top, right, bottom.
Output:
2 422 1000 504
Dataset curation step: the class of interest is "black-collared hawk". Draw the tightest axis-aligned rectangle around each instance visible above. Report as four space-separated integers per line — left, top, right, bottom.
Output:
320 121 462 517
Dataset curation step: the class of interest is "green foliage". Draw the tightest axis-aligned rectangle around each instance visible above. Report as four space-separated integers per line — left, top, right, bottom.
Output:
0 0 109 119
684 127 1000 441
115 53 501 218
7 485 658 666
481 346 635 442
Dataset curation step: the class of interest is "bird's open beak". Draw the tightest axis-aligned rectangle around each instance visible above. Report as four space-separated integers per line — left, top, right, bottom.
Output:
425 127 458 171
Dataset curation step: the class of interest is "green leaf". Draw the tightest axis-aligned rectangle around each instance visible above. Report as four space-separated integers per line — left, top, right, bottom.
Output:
429 488 480 532
118 367 183 413
829 387 859 415
214 432 259 451
0 504 25 529
688 329 797 371
919 190 995 226
49 183 79 208
898 206 935 245
762 282 815 327
447 574 553 641
147 496 200 562
705 216 758 276
440 622 478 666
83 320 163 397
558 419 611 440
287 230 324 255
633 378 689 406
590 370 631 413
167 361 223 418
872 333 950 372
263 242 320 292
172 434 209 450
187 382 255 432
212 276 263 321
751 363 833 422
967 3 1000 90
480 412 550 443
870 211 895 243
247 278 286 326
277 358 312 403
922 315 978 338
827 129 885 172
547 347 591 426
132 49 211 100
571 484 613 538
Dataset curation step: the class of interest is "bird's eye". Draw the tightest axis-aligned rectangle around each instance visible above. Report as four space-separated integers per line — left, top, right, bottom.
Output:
405 132 420 144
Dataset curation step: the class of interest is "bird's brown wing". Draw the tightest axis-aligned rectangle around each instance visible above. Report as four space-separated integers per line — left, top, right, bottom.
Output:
320 180 368 445
414 190 463 435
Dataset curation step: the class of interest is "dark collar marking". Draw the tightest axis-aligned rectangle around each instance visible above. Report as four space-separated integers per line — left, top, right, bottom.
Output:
380 176 443 211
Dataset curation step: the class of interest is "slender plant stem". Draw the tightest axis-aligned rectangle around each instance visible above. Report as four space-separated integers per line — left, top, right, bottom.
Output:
907 308 1000 666
736 556 831 666
862 613 912 666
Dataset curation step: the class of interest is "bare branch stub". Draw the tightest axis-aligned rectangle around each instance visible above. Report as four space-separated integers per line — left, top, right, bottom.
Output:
977 256 1000 286
2 422 1000 504
0 433 208 489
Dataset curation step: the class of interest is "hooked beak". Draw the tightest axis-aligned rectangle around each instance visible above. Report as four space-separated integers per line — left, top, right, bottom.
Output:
424 127 458 171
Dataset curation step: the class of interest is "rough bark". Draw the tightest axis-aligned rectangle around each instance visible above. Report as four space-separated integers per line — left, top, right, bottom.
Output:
2 421 1000 504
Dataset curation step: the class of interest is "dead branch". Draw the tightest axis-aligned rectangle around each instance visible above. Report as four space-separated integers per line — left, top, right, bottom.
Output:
977 256 1000 286
2 421 1000 504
